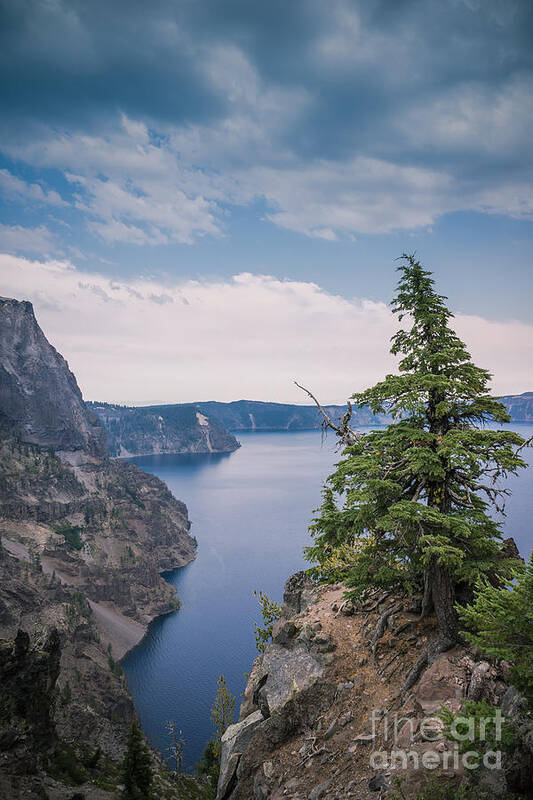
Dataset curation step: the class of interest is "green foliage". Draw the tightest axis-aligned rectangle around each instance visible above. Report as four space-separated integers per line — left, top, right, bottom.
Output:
458 553 533 701
306 255 527 638
122 722 153 800
48 743 87 786
253 590 282 653
80 746 102 770
56 523 84 551
108 654 123 678
439 700 516 762
194 741 219 799
210 675 236 760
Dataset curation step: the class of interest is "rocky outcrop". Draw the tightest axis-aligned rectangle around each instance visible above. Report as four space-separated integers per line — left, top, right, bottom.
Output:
0 297 107 457
218 576 532 800
87 401 240 457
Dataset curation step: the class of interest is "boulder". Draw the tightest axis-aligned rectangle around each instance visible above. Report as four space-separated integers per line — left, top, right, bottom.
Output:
217 711 264 800
282 571 318 617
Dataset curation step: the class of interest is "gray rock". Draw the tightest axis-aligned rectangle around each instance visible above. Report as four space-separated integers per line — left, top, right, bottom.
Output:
467 660 491 701
369 773 388 792
217 711 264 800
271 620 298 647
283 571 319 616
309 781 330 799
340 601 355 616
259 643 325 715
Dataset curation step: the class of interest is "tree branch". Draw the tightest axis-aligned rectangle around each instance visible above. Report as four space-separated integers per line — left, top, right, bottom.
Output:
294 381 363 445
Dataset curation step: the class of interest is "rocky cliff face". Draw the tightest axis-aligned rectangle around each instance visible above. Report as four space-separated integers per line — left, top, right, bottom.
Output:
217 574 533 800
0 296 196 639
0 297 107 457
0 296 199 798
88 401 240 457
498 392 533 422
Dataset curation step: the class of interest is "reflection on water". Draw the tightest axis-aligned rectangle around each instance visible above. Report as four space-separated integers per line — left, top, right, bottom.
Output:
122 427 533 768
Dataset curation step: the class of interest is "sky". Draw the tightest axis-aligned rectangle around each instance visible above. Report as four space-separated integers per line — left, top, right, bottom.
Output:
0 0 532 403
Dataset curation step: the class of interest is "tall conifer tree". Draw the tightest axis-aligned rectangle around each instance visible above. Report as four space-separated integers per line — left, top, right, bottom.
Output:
306 255 526 664
122 721 153 800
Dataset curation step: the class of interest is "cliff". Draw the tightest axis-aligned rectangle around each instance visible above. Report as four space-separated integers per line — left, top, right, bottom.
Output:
0 297 199 798
217 573 533 800
498 392 533 423
87 401 240 457
0 297 107 457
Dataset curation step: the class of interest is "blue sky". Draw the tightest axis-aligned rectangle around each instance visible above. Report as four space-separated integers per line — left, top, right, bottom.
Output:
0 0 532 401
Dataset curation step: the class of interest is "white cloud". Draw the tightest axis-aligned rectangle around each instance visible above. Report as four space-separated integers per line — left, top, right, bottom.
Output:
399 76 533 158
0 169 67 206
0 253 530 404
0 225 59 256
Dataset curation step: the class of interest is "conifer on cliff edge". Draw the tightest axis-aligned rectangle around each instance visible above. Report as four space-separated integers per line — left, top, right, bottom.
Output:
305 255 526 679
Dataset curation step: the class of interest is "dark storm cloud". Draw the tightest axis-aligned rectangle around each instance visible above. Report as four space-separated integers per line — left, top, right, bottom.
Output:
1 0 532 245
2 0 532 152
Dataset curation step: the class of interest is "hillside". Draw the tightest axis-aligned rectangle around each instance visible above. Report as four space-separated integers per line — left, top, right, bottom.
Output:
88 401 240 457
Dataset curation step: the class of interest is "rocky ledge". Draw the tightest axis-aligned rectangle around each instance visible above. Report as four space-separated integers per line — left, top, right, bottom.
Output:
217 573 533 800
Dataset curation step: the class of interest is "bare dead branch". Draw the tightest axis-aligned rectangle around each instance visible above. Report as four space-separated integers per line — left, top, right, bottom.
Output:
294 380 363 445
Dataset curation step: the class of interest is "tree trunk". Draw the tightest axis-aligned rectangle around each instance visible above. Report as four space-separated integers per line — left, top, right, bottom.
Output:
429 559 459 642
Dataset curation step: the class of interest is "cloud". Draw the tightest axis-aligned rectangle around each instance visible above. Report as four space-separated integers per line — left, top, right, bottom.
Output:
0 225 59 255
0 169 66 206
0 253 530 404
1 1 532 246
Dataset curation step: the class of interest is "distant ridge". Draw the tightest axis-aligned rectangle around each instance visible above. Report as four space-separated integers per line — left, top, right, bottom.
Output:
89 393 533 440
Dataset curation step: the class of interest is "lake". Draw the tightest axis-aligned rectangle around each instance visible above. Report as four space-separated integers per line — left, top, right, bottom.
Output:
122 426 533 768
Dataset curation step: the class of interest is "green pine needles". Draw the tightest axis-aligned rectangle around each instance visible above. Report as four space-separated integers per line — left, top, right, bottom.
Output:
459 553 533 701
306 255 527 645
122 721 153 800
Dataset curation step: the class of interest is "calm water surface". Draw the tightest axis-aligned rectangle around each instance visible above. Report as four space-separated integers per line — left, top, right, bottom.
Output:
122 427 533 768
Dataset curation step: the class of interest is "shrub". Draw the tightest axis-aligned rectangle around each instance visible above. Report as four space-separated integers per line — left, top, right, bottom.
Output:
458 553 533 703
253 590 281 653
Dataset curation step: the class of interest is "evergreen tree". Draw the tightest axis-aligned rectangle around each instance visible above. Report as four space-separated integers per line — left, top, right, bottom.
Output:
122 721 153 800
210 675 236 759
306 255 526 663
459 552 533 702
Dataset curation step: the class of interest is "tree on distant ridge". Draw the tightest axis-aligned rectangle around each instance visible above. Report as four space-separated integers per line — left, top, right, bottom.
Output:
301 254 527 687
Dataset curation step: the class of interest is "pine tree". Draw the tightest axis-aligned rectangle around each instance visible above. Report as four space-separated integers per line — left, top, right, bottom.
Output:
122 721 153 799
459 552 533 702
305 255 526 675
210 675 236 760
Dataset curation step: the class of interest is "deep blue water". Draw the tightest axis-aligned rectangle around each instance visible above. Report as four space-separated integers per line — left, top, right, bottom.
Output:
122 426 533 768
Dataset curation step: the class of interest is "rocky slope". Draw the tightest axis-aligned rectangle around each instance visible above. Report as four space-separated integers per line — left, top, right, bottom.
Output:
87 401 240 457
217 573 533 800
